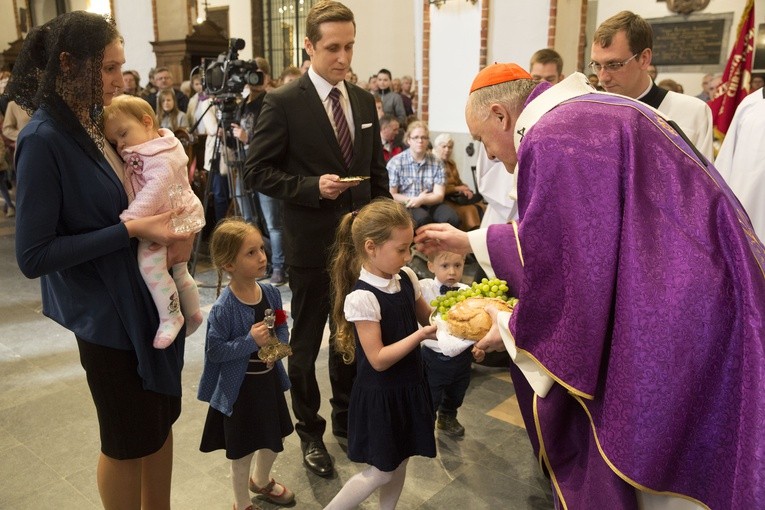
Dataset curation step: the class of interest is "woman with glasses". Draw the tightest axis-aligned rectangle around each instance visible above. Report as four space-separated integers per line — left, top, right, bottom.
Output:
386 121 460 229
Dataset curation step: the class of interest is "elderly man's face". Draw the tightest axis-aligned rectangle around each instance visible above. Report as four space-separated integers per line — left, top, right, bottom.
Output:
154 71 173 90
466 101 518 172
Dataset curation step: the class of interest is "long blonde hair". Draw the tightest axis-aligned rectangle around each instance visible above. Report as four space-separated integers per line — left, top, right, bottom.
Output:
156 89 182 131
209 217 263 296
329 198 413 363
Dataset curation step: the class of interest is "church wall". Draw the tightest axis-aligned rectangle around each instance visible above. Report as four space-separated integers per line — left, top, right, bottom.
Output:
203 0 253 61
343 0 416 87
0 0 18 52
115 0 155 86
428 0 549 184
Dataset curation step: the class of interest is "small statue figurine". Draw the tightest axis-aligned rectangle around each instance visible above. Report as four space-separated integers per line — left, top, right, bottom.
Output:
258 308 293 363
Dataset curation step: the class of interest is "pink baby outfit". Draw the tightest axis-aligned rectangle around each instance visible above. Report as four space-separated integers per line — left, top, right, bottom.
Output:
119 128 205 348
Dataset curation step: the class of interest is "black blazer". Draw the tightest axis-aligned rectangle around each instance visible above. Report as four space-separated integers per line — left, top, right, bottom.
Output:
244 73 390 267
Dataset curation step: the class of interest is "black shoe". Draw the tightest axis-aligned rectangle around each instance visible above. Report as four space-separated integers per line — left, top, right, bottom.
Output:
270 268 286 286
437 414 466 437
302 440 333 477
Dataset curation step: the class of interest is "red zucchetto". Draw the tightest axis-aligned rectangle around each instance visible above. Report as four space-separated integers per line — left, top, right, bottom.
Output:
469 63 532 93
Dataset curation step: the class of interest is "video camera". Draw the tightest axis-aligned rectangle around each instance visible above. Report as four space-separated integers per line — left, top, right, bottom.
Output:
202 38 264 97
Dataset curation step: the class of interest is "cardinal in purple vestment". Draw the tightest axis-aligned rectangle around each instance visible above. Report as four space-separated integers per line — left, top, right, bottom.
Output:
415 64 765 509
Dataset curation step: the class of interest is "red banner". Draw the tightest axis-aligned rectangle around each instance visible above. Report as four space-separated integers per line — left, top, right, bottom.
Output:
709 0 755 137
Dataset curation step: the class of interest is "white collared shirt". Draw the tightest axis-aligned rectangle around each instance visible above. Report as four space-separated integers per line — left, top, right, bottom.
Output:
343 266 421 323
308 67 355 142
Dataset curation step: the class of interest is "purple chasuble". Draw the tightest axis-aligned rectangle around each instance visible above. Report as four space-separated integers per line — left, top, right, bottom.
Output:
487 85 765 509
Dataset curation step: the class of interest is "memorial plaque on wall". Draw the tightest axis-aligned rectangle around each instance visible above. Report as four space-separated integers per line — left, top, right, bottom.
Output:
647 13 733 72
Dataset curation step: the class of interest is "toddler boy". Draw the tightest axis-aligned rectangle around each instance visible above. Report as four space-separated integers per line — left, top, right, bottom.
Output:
420 250 472 437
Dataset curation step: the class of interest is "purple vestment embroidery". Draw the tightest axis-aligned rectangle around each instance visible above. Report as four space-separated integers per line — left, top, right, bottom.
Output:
487 88 765 508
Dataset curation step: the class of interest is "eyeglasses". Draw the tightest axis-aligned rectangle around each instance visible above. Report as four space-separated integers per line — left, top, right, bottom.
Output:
409 136 429 141
588 53 639 73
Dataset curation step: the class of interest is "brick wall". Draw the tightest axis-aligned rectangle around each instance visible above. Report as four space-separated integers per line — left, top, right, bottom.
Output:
548 0 557 47
422 0 430 122
480 0 489 68
577 0 588 71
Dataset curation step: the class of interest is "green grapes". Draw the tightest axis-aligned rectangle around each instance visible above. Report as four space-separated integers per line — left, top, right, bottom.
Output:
429 278 517 320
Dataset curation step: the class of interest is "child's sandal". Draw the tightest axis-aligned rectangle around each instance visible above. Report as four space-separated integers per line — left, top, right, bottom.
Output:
249 478 295 505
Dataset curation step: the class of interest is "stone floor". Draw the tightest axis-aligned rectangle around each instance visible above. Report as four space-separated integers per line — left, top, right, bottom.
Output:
0 205 554 509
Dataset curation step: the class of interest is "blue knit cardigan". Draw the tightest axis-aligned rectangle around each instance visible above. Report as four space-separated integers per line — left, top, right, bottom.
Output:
197 283 290 416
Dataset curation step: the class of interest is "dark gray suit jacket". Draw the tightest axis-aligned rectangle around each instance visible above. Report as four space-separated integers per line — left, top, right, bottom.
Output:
244 73 390 267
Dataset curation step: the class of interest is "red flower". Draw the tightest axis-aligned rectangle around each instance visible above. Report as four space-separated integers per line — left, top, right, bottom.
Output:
274 309 288 326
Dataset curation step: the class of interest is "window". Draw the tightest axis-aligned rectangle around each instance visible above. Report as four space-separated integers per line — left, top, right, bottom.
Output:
262 0 313 77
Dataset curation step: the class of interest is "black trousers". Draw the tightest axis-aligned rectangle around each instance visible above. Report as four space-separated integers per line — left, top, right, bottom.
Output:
421 346 472 417
287 265 356 443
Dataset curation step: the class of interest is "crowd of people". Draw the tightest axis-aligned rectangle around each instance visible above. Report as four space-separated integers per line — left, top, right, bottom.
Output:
2 1 765 510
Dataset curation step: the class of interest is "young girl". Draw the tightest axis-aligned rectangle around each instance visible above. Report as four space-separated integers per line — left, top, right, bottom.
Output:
104 94 205 348
157 88 189 132
326 198 437 510
198 218 295 510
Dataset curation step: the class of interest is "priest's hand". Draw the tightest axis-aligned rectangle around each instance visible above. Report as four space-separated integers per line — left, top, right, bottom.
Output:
414 222 472 257
474 305 507 354
471 346 486 362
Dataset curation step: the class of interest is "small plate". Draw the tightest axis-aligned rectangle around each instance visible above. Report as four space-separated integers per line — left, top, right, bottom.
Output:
338 176 370 182
429 308 440 325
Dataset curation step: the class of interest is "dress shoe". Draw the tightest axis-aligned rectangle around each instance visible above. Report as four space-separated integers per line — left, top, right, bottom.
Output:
270 268 286 286
302 440 333 477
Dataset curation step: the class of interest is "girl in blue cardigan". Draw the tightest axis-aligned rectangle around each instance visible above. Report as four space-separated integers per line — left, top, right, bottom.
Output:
198 218 295 510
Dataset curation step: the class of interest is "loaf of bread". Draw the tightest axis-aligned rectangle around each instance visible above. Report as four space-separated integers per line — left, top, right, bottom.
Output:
444 297 513 341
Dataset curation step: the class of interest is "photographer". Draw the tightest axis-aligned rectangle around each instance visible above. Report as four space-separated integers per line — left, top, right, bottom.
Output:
230 57 286 285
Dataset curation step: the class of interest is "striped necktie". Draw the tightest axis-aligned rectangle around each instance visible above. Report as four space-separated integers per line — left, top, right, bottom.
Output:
329 87 353 169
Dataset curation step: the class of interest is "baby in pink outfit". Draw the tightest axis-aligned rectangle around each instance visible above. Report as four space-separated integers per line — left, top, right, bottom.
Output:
104 95 205 348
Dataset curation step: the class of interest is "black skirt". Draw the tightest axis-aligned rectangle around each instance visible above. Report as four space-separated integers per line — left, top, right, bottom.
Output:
200 360 294 460
77 338 181 460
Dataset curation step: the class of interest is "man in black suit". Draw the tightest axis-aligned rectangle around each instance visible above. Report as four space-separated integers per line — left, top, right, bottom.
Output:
244 0 389 477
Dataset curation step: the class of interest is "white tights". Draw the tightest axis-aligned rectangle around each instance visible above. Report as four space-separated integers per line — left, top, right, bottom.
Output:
324 459 409 510
231 449 278 510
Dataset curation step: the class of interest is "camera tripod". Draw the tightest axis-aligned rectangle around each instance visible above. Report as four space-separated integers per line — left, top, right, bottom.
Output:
187 97 270 278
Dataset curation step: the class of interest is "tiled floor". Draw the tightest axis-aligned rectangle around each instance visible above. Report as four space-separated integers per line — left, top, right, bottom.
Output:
0 208 553 509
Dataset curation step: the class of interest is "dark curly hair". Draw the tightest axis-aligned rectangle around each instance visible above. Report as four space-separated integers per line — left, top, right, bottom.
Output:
3 11 121 150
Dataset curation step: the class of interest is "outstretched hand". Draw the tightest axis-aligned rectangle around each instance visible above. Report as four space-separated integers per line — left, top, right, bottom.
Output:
414 223 472 257
419 324 438 341
472 305 507 361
